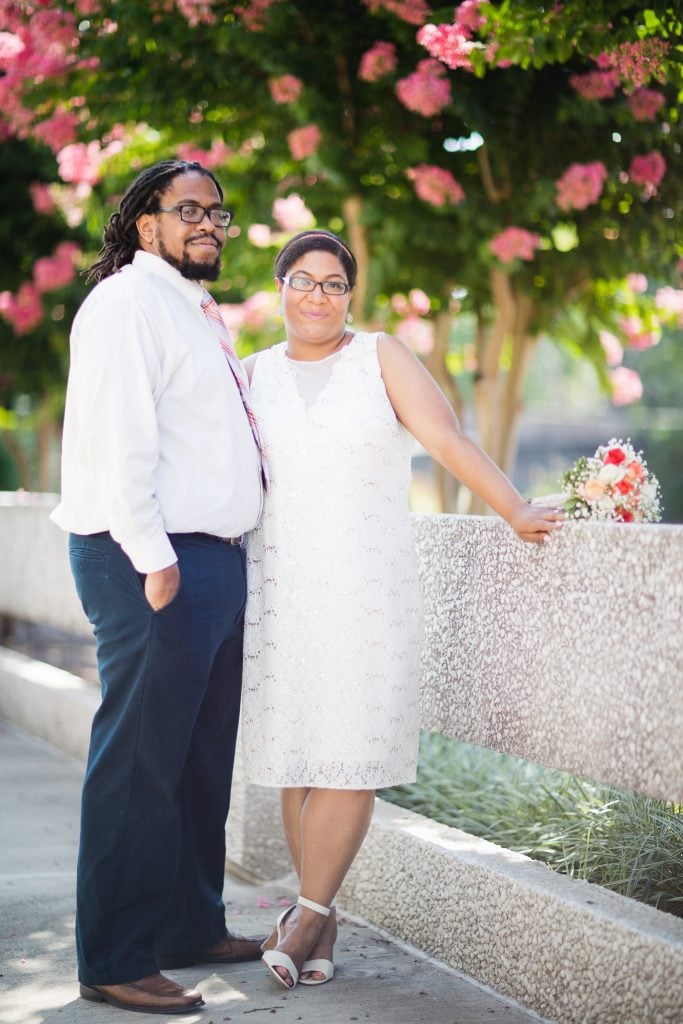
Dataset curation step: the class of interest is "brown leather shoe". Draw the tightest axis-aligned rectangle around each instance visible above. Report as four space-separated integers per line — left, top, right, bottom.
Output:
156 930 268 969
79 972 204 1015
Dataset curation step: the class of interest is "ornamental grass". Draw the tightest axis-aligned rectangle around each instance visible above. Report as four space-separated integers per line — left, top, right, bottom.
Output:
380 732 683 918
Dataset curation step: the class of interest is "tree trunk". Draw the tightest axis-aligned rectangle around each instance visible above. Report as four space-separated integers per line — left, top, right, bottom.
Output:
1 431 33 490
425 308 464 512
469 272 537 514
37 409 57 492
343 194 369 322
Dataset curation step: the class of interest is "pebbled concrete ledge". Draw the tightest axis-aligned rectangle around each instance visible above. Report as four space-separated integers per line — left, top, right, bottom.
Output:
412 514 683 803
1 646 682 1024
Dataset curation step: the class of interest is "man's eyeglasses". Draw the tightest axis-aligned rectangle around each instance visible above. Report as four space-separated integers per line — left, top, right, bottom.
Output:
280 275 350 296
157 203 233 228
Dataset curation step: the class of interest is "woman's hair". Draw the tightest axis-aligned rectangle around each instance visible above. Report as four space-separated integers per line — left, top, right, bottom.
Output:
274 230 357 289
85 160 224 284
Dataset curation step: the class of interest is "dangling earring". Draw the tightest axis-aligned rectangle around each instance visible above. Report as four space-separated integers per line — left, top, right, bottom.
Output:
345 311 353 324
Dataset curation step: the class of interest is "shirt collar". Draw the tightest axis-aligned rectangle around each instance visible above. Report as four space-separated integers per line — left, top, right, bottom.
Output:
132 250 207 307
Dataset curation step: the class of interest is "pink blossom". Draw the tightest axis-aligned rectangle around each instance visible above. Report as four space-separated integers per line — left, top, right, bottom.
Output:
33 257 75 293
455 1 486 34
102 123 128 143
75 1 102 13
236 0 279 31
396 60 451 117
362 0 430 25
32 242 81 293
629 151 666 193
358 41 397 82
57 141 104 185
50 182 92 227
32 109 79 152
489 227 542 263
177 143 208 163
29 182 56 215
0 31 24 68
287 124 321 161
618 314 660 350
610 366 642 406
177 139 232 169
406 165 465 207
241 290 279 329
416 24 474 72
396 314 434 354
268 74 303 104
174 0 216 26
597 38 670 93
599 330 623 367
569 70 619 101
216 301 245 333
555 161 608 212
248 223 273 247
627 87 665 122
408 288 430 315
654 286 683 325
272 193 315 232
0 282 44 335
625 273 648 294
391 289 430 316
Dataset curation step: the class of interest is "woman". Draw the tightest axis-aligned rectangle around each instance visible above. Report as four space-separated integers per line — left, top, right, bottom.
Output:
240 230 563 990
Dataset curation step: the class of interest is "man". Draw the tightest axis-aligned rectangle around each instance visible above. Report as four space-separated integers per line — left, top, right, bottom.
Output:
51 160 266 1015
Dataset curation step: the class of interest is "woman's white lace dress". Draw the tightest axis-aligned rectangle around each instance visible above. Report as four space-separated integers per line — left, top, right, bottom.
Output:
241 332 423 789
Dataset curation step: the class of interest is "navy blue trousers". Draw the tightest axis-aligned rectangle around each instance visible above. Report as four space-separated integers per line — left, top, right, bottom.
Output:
69 531 246 986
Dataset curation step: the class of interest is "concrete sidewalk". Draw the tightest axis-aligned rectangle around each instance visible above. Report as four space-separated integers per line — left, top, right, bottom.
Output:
0 723 550 1024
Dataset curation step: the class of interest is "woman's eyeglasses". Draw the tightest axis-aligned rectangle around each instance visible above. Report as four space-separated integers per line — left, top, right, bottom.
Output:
280 275 350 296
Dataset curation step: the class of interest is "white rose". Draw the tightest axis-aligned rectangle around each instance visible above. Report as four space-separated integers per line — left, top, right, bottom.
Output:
598 464 623 486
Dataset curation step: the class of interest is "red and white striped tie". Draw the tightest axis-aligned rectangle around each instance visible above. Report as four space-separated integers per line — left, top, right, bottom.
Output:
201 289 269 491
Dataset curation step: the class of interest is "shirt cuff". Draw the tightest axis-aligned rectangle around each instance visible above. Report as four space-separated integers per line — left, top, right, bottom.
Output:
120 532 178 574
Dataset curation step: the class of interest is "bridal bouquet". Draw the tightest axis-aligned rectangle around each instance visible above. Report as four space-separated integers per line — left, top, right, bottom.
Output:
561 439 662 523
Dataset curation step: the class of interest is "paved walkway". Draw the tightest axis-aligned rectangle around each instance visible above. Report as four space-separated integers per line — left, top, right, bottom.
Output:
0 723 549 1024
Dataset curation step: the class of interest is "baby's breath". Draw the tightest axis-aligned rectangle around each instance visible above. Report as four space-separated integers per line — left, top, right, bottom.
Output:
560 438 662 523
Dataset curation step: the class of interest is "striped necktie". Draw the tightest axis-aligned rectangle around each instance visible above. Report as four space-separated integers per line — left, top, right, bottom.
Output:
201 289 270 491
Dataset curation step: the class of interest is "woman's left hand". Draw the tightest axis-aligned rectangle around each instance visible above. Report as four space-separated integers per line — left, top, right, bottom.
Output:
508 503 566 545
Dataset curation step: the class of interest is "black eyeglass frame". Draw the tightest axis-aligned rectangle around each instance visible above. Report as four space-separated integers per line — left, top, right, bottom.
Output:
279 274 350 296
157 203 233 228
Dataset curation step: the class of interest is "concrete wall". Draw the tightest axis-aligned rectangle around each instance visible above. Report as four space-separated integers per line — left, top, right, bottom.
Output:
412 513 683 803
2 495 683 1024
2 494 682 801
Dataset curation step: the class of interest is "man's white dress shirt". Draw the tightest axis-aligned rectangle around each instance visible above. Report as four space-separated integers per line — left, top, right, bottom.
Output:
51 251 263 572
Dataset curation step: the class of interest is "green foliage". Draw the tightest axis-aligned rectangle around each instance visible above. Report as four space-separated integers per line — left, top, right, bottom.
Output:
3 1 682 421
381 732 683 917
0 437 20 490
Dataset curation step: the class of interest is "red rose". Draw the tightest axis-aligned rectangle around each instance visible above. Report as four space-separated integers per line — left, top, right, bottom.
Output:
604 447 626 465
616 478 633 494
620 510 634 522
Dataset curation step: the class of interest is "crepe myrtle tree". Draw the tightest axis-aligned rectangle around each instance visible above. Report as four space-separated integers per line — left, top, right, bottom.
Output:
3 0 682 507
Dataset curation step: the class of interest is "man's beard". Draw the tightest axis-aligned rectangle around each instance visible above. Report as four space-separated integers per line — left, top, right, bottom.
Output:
158 237 222 281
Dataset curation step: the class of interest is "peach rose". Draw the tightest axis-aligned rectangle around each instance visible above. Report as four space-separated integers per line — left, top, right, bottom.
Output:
581 478 605 501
